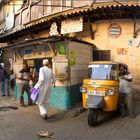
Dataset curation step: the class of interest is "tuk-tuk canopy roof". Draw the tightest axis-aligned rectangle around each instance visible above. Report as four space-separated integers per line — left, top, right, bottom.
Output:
89 61 128 70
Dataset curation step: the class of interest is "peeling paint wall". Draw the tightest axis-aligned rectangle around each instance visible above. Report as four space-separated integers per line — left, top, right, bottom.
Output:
81 19 140 89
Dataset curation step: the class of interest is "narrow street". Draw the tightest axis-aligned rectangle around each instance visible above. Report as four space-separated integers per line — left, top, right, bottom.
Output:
1 1 140 140
0 93 140 140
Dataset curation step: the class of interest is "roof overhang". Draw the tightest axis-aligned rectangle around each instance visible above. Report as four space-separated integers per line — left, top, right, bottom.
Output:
3 36 95 49
1 2 140 42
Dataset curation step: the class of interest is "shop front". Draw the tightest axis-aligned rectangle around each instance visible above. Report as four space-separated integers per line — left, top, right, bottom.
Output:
12 36 94 110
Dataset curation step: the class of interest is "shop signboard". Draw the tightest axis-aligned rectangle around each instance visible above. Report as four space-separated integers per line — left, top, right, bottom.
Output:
26 59 34 67
61 17 83 34
107 23 121 38
57 43 66 55
23 46 55 59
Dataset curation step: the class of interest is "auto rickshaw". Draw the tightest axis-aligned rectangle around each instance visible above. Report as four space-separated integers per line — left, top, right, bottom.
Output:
80 61 128 127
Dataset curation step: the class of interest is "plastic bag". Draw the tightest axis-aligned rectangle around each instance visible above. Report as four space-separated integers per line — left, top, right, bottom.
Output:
30 88 39 102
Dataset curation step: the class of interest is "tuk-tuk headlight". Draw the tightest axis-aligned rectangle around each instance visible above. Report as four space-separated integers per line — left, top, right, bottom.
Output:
85 94 88 99
80 86 87 93
106 89 114 95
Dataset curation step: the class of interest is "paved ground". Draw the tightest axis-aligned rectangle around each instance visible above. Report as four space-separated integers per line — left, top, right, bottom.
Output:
1 92 140 140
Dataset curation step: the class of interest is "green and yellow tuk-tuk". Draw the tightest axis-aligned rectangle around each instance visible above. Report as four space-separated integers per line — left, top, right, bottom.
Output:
80 61 128 127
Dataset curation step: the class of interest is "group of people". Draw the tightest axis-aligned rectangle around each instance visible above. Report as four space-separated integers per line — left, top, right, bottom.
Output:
119 65 135 118
16 59 55 120
1 59 135 120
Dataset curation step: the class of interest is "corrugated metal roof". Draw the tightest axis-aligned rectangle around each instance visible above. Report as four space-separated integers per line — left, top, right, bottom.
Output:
53 1 140 16
1 1 140 41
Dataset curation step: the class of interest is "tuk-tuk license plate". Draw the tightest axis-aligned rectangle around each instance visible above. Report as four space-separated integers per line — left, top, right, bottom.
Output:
87 90 105 96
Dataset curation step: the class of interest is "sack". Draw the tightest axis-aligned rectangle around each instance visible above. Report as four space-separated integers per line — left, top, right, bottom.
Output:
30 88 39 102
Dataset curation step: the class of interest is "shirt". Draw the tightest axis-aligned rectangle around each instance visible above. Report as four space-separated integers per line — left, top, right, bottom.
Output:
119 74 132 94
16 69 30 84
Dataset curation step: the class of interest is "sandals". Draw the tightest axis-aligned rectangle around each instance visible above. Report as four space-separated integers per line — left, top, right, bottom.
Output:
42 114 48 120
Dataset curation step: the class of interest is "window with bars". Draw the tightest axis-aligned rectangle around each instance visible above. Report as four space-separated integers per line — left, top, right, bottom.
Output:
93 50 110 61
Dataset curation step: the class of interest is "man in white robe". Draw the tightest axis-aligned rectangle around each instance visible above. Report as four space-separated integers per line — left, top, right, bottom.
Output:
34 59 55 119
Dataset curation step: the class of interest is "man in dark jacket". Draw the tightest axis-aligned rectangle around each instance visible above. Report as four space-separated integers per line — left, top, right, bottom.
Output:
0 64 6 96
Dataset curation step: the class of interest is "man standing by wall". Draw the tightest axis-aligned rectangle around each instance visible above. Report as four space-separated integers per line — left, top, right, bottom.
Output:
17 63 32 106
119 66 135 118
34 59 55 120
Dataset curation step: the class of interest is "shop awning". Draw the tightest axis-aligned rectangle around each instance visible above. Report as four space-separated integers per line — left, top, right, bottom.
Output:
3 36 95 49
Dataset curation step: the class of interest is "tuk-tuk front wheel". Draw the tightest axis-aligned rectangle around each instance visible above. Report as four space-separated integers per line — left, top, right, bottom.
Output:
88 108 98 127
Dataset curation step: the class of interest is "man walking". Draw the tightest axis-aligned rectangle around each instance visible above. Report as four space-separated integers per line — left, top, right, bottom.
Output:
34 59 55 120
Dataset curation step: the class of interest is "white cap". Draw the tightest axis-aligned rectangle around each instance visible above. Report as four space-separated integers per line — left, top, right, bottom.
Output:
1 63 4 67
43 59 49 65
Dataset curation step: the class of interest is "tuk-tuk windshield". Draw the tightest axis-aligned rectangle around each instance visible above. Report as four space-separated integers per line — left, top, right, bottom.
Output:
88 64 118 80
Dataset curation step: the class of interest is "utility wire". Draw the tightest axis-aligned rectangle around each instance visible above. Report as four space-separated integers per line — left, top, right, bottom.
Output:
5 4 74 8
114 0 125 6
90 0 96 7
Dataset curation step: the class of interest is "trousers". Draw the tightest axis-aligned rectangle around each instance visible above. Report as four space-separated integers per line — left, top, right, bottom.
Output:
126 93 134 115
18 83 32 105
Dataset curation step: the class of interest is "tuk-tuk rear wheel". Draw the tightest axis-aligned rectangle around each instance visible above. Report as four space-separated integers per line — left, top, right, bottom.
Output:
88 108 98 127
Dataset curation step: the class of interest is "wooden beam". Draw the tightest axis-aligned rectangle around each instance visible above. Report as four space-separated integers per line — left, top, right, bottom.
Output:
88 18 94 40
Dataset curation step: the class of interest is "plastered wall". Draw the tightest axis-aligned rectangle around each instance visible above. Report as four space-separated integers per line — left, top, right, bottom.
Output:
82 19 140 90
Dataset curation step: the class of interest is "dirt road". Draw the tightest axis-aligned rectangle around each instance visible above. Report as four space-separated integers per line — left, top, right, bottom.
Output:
0 95 140 140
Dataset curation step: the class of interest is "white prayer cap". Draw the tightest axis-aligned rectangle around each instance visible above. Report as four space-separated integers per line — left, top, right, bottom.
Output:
43 59 49 65
1 63 4 67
